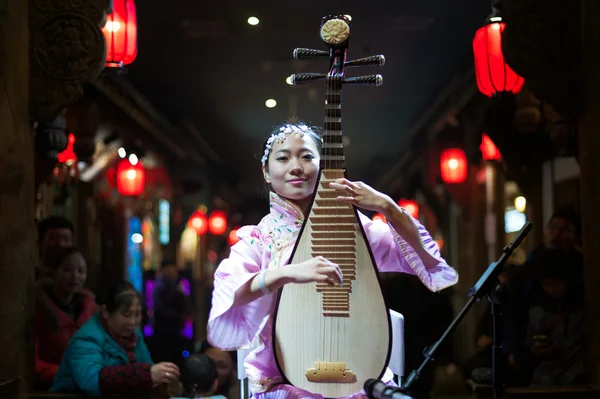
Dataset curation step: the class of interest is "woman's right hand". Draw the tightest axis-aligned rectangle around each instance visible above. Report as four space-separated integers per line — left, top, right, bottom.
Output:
285 256 343 286
150 362 180 386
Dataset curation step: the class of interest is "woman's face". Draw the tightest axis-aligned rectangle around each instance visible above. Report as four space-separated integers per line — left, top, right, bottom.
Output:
262 132 320 212
103 295 142 337
54 252 87 294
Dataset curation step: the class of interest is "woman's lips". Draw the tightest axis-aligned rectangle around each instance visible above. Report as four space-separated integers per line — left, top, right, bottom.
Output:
287 179 306 185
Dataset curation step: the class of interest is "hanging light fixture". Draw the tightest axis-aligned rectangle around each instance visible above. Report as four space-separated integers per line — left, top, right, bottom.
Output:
372 213 387 223
188 210 208 236
480 133 502 161
228 228 240 246
440 148 467 184
116 157 145 196
397 199 419 219
473 8 524 98
57 133 77 164
208 211 228 236
103 0 138 68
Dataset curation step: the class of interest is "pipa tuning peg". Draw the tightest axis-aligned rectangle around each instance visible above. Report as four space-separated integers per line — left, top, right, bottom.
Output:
344 55 385 68
343 75 383 87
293 48 329 60
287 73 327 85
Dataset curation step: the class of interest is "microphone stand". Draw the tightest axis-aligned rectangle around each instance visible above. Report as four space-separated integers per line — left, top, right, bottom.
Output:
368 222 532 399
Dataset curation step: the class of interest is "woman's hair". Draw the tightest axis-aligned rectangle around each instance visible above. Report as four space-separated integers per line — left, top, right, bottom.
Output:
97 281 140 314
261 121 323 168
180 354 218 396
261 120 323 195
48 247 85 271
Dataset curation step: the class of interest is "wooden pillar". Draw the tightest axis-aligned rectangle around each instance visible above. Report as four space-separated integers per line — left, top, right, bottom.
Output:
579 0 600 386
0 0 35 397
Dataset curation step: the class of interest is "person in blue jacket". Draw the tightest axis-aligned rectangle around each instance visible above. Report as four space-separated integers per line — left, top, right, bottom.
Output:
51 280 181 397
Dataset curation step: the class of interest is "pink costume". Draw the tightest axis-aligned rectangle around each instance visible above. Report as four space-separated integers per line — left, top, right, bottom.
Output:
208 192 458 399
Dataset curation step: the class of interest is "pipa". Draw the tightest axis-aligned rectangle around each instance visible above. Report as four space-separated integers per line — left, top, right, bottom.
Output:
272 15 391 398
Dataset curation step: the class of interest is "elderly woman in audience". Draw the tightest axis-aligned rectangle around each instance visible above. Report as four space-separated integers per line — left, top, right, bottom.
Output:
51 281 180 397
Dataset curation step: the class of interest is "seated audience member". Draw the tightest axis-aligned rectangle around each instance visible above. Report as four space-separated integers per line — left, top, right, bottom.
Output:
503 209 582 375
36 216 74 281
51 281 180 397
525 249 585 386
170 353 227 399
198 341 237 398
34 247 97 389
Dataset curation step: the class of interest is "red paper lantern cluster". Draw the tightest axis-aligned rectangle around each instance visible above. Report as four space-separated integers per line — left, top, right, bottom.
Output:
398 199 419 219
103 0 138 68
209 211 228 236
188 210 208 236
473 18 524 98
116 158 145 196
440 148 467 184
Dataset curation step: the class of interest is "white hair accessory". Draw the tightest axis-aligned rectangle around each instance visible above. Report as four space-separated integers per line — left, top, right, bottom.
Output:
261 124 310 166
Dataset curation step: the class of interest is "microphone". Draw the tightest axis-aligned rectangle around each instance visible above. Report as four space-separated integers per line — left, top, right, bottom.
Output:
364 379 414 399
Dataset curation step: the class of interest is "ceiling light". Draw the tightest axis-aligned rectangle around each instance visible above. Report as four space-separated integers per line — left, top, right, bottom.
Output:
285 75 294 85
248 17 259 26
265 99 277 108
128 153 139 165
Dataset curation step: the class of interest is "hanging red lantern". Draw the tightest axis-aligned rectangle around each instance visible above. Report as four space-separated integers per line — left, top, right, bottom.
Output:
228 228 240 246
103 0 138 68
188 210 208 236
208 211 228 236
372 213 387 224
480 133 502 161
473 17 524 98
440 148 467 184
116 158 145 196
398 199 419 219
58 133 77 164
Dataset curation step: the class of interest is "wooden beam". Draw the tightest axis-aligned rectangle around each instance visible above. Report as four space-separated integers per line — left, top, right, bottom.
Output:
0 0 35 397
579 0 600 387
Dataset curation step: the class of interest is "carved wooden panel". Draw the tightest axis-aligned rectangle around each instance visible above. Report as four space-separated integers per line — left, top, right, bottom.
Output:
29 0 110 123
502 0 582 115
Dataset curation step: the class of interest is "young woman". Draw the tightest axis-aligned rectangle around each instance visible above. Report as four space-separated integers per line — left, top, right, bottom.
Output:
34 247 97 389
51 281 181 397
207 123 459 399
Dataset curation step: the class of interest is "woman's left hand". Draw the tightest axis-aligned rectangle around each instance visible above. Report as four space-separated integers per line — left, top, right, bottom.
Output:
329 178 394 214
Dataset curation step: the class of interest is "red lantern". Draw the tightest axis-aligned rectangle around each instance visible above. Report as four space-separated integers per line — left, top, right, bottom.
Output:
473 18 524 98
58 133 77 164
436 239 444 251
480 133 501 161
116 158 145 196
188 211 208 236
398 199 419 219
208 211 227 236
103 0 138 68
372 213 387 224
228 228 240 246
440 148 467 184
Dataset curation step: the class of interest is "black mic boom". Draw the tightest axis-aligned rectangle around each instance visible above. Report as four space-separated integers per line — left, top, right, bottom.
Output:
363 379 414 399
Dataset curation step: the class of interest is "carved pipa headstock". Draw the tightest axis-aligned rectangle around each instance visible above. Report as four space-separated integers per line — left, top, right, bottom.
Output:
288 15 385 171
